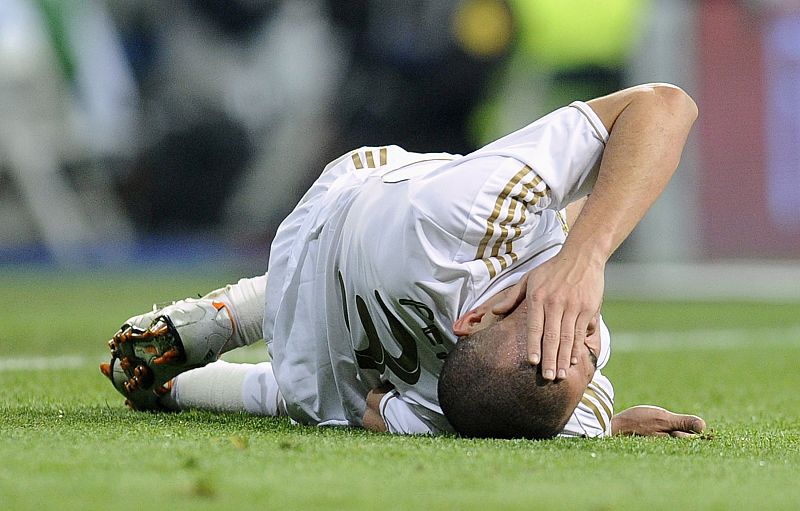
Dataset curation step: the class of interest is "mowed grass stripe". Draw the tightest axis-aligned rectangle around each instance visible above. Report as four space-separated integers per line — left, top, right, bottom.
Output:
612 324 800 351
0 355 87 372
2 324 798 372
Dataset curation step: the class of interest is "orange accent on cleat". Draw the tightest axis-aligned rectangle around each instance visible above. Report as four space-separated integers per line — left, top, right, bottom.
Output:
147 323 169 338
100 363 112 379
116 328 131 343
153 348 181 365
212 301 226 311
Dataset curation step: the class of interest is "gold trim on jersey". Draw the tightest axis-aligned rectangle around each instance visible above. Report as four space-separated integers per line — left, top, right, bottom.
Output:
351 147 389 170
588 380 613 408
581 396 607 432
352 152 364 169
556 210 570 235
584 385 613 420
476 166 545 278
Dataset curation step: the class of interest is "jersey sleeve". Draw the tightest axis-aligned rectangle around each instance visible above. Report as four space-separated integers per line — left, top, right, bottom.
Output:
470 101 609 210
378 390 438 435
406 102 608 288
558 370 615 438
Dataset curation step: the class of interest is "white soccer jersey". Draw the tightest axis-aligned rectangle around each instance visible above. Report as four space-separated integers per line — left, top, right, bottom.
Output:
263 101 613 436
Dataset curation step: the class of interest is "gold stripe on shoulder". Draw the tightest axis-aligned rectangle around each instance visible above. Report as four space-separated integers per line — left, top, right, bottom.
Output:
503 210 528 255
482 171 545 275
476 165 531 262
588 381 613 407
581 396 606 431
498 252 517 271
584 386 612 420
352 152 364 169
491 197 522 258
380 147 387 166
482 258 497 278
366 150 376 168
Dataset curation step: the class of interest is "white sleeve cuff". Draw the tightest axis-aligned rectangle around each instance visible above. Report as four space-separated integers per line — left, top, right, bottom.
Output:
379 391 435 435
559 370 615 438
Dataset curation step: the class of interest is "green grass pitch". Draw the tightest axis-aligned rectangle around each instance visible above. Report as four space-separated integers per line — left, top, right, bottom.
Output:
1 269 799 510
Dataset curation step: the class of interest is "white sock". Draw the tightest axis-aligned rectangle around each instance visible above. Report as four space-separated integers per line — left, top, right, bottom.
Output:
166 360 285 416
169 360 250 413
241 362 285 416
203 275 267 349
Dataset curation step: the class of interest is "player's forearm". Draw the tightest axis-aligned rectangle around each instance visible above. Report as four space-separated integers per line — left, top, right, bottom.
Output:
563 85 698 263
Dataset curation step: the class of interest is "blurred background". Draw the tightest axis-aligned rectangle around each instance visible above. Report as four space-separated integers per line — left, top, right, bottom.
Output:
0 0 798 301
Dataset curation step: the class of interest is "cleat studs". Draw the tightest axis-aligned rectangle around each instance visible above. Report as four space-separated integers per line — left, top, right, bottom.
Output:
153 347 180 365
118 326 134 343
134 365 151 379
123 381 131 393
120 357 131 371
126 376 140 391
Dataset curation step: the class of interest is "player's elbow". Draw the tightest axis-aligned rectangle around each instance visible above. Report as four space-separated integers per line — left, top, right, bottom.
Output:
646 83 699 124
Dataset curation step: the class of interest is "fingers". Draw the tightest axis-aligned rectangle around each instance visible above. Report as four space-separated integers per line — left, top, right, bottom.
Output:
661 410 707 437
570 311 593 366
539 306 563 380
526 300 545 367
529 304 589 381
662 409 706 434
679 415 706 434
545 310 591 379
556 310 577 379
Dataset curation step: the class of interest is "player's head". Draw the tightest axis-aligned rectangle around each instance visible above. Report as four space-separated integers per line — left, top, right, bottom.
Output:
439 292 597 439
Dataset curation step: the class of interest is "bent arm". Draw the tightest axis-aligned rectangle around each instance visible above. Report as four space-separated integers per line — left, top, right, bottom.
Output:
569 83 698 265
494 84 698 380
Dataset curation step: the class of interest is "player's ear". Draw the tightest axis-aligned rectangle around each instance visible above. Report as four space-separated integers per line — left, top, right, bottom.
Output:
453 309 487 336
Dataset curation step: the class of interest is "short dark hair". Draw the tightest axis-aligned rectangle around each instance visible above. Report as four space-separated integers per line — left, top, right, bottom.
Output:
438 326 574 439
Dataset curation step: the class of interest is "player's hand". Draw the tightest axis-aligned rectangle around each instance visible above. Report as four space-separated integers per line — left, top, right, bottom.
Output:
611 405 707 437
363 383 394 433
491 253 604 380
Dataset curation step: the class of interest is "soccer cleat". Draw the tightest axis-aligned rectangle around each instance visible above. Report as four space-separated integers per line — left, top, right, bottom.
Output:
100 299 235 410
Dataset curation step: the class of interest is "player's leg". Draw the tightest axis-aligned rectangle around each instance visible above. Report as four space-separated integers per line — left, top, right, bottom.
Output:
101 275 267 410
159 360 286 417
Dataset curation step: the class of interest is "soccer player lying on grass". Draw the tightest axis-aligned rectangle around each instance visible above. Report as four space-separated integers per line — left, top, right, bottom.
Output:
101 83 706 439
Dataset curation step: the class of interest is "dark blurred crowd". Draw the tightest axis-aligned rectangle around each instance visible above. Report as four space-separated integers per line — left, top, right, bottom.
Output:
2 0 644 257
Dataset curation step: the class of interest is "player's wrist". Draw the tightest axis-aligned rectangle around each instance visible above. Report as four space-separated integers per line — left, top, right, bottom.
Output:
559 238 609 270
